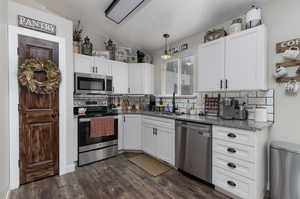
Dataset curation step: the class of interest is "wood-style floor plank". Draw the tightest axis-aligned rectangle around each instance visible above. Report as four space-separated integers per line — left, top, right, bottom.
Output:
10 153 229 199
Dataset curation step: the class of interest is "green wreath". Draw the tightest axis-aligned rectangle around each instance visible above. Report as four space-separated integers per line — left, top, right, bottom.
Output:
18 58 61 95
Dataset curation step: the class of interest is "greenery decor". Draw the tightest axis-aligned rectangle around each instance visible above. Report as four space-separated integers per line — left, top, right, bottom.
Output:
18 58 61 95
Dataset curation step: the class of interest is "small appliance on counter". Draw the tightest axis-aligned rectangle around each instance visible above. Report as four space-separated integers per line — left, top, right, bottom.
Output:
219 98 248 120
149 95 156 112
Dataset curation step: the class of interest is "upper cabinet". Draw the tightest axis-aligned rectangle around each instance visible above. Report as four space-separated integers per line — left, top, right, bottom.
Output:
225 25 267 90
128 63 154 94
74 53 112 76
198 38 225 92
111 61 129 94
197 25 267 92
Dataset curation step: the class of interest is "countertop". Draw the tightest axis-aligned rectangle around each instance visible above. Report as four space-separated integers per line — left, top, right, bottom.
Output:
119 111 273 132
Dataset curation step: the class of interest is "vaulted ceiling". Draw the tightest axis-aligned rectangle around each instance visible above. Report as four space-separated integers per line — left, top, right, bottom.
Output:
33 0 270 52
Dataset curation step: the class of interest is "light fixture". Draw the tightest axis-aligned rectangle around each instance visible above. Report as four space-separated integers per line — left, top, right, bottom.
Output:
161 34 171 60
105 0 145 24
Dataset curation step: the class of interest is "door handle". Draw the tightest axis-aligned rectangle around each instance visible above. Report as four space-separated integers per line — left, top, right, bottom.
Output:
227 180 236 187
51 113 58 119
220 80 223 89
227 148 236 154
227 162 237 169
227 133 237 138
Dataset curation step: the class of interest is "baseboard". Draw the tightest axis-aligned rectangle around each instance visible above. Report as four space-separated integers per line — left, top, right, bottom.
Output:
64 163 76 174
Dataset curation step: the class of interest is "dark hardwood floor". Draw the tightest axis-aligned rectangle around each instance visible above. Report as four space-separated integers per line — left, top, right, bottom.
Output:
10 153 229 199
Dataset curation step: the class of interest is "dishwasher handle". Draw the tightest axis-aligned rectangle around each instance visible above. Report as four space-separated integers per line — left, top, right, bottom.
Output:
178 124 211 133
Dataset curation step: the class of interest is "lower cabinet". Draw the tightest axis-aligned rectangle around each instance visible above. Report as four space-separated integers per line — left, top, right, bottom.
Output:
123 115 142 150
212 126 268 199
142 116 175 166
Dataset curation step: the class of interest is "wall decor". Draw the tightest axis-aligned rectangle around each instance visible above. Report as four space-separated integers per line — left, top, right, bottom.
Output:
105 39 117 60
18 15 56 35
18 58 61 95
276 38 300 54
116 47 131 63
81 36 93 56
168 43 189 56
204 28 227 43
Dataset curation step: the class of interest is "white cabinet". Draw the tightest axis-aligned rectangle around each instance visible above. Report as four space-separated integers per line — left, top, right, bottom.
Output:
141 116 175 165
128 63 154 94
225 25 267 90
118 115 124 150
197 25 267 92
212 126 268 199
74 53 112 76
74 53 94 74
73 116 78 162
198 38 225 92
111 61 129 94
123 115 142 150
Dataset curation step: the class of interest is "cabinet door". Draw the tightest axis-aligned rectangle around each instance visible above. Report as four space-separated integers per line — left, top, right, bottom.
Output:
143 64 155 94
142 125 156 157
198 38 225 92
128 64 144 94
94 57 112 76
74 53 94 74
123 115 141 150
112 61 129 94
118 115 124 150
156 128 175 165
225 25 266 90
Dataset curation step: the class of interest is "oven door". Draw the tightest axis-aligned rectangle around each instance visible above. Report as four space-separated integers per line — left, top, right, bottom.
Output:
75 73 106 94
78 116 118 148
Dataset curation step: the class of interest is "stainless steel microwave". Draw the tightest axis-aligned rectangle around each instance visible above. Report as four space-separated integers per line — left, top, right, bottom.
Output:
74 73 113 95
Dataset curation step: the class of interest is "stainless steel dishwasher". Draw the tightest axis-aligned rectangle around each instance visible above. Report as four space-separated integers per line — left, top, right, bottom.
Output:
175 120 212 183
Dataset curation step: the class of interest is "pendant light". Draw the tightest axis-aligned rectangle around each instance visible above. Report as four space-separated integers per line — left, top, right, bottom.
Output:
161 34 171 60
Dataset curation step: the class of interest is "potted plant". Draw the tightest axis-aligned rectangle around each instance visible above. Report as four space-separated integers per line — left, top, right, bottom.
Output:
73 20 82 53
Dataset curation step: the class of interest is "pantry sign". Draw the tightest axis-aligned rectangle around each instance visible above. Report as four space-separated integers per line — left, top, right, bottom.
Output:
18 15 56 35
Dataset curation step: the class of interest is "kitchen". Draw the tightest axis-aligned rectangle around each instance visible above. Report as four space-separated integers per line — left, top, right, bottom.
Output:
1 0 300 199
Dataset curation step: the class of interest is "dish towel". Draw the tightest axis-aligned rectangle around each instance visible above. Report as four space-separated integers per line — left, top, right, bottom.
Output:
90 117 115 138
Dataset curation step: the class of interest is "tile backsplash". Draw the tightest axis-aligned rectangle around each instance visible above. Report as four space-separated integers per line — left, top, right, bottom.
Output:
157 89 274 122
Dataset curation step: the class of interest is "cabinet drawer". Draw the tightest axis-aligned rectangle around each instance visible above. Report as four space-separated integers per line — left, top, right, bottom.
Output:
142 116 175 130
213 152 255 180
213 166 255 199
213 126 255 146
213 139 255 162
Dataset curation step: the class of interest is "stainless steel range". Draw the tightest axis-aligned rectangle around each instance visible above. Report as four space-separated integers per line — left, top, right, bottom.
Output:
74 96 118 166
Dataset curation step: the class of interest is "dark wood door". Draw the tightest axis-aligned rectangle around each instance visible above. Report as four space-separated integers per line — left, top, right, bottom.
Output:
18 35 59 184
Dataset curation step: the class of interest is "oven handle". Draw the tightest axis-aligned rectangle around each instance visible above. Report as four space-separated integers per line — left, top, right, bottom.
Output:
79 116 118 122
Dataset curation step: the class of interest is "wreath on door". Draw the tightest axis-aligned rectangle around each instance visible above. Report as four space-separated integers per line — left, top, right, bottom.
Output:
18 58 61 95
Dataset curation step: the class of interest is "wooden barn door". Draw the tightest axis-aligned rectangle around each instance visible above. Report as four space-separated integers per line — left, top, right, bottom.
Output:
18 35 59 184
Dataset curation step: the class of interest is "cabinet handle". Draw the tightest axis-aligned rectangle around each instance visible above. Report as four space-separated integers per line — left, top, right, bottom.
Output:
96 67 98 73
225 79 228 89
92 67 95 73
227 133 237 138
227 148 236 154
123 116 125 122
227 180 236 187
128 88 130 93
227 162 237 169
220 80 223 89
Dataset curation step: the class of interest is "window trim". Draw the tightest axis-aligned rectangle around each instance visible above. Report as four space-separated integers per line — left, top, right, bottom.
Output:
162 56 195 96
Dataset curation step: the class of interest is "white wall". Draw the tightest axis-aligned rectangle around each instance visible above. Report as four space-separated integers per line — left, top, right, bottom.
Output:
153 0 300 145
8 0 75 168
0 0 10 197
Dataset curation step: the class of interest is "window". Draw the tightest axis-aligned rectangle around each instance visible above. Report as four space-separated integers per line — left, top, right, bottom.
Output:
163 56 194 95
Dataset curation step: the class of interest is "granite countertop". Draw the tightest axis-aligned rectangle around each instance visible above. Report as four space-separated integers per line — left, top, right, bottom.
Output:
120 111 273 132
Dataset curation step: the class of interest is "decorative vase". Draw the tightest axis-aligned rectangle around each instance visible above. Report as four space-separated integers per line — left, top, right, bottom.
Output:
73 41 80 53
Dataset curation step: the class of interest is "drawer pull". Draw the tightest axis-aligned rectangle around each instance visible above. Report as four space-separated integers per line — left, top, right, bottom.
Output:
227 180 236 187
227 162 237 169
227 133 237 138
227 148 236 153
